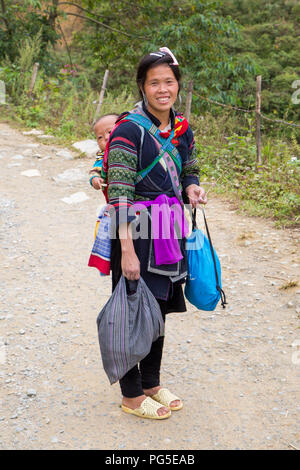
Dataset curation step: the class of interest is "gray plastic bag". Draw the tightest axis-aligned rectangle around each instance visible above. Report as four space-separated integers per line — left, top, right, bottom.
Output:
96 276 165 385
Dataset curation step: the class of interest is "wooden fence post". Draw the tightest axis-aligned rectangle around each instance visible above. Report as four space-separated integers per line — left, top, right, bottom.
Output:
256 75 262 168
0 80 5 104
28 62 39 98
94 69 109 123
185 80 193 121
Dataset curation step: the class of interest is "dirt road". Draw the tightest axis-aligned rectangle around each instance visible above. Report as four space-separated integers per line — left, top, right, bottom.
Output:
0 121 299 450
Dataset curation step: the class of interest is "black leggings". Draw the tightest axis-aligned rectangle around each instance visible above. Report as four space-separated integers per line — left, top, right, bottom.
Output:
119 299 167 398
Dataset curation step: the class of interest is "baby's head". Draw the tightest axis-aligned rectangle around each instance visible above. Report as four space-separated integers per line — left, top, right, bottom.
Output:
94 114 119 151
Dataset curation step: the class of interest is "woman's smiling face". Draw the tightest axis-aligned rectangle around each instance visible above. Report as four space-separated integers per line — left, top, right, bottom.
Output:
143 64 179 120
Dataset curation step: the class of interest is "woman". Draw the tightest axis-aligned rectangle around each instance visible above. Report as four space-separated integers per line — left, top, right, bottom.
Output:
106 48 207 419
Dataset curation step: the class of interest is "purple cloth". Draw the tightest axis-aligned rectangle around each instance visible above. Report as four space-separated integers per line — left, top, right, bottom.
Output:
134 194 189 265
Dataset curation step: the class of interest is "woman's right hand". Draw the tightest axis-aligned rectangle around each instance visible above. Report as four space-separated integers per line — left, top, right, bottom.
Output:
119 222 140 280
121 250 140 281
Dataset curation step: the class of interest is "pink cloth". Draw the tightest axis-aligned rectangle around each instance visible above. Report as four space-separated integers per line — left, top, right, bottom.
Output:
136 194 189 265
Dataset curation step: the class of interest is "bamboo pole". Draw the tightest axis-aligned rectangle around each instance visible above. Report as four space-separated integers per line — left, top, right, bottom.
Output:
28 62 39 98
94 69 109 123
185 80 193 121
256 75 262 168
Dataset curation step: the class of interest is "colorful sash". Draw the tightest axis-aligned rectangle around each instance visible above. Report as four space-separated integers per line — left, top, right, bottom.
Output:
123 111 184 205
101 105 189 205
88 205 111 275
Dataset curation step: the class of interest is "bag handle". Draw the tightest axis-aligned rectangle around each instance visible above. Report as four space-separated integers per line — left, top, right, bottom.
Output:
192 208 227 309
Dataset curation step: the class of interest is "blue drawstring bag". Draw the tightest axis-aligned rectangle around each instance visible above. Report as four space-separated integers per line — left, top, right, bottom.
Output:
184 208 227 311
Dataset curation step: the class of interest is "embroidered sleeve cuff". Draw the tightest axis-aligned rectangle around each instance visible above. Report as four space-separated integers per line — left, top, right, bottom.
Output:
108 198 137 231
182 175 200 191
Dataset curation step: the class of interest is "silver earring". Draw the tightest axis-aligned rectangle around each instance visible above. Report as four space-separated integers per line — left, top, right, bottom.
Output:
177 93 182 107
142 91 148 107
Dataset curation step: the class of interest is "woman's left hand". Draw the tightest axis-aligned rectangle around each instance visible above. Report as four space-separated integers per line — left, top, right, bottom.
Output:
185 184 207 208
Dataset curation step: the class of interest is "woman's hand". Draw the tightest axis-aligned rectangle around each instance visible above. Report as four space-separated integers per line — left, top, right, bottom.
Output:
185 184 207 208
91 176 105 190
119 223 140 280
121 250 140 281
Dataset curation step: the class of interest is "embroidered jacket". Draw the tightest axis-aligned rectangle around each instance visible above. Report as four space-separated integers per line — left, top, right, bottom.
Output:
104 104 200 300
89 150 104 178
107 103 200 228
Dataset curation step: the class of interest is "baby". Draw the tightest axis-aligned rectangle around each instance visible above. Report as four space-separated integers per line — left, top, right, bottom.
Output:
88 114 118 276
89 113 119 190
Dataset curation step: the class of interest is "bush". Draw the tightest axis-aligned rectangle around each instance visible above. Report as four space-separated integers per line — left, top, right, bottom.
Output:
193 112 300 227
0 34 137 143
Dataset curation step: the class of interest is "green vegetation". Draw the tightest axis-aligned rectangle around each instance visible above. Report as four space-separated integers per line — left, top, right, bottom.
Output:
192 112 300 227
220 0 300 122
0 0 299 226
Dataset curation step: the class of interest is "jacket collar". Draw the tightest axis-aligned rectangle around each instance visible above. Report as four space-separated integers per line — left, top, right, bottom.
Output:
142 101 176 129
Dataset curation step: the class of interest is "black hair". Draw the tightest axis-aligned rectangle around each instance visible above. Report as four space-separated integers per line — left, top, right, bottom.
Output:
93 113 119 127
136 51 181 99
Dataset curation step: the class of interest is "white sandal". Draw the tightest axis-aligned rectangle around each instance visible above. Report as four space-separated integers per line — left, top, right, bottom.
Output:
121 396 171 420
151 388 183 411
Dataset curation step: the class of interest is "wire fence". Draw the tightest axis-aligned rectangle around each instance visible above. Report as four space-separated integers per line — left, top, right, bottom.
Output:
260 113 300 129
189 85 300 129
183 77 300 167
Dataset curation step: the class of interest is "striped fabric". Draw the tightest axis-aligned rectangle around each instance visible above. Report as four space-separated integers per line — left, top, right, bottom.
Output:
181 141 199 180
96 276 165 384
89 150 105 177
105 277 130 383
107 137 137 225
88 205 111 275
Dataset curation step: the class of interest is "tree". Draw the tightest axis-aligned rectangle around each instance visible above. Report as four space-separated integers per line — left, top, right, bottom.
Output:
63 0 254 109
0 0 60 63
220 0 300 121
0 0 257 113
